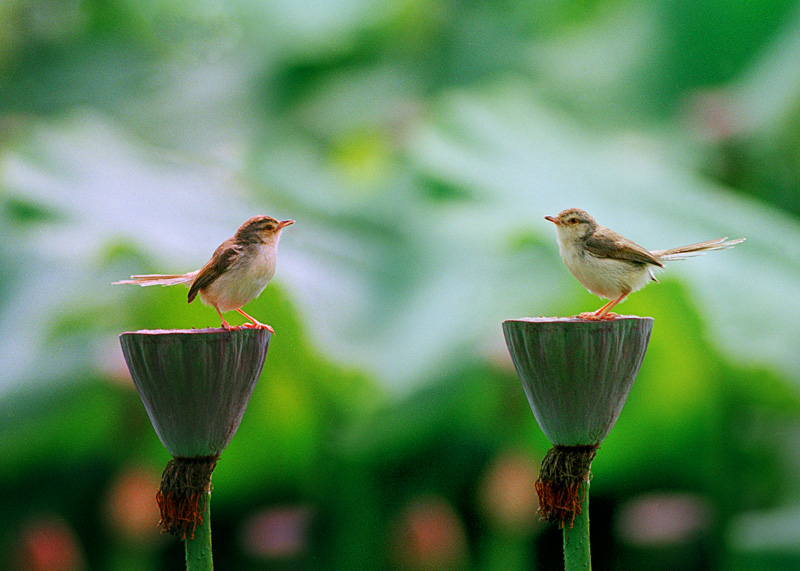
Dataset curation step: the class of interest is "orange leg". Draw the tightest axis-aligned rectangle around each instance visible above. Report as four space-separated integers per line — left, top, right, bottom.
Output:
578 293 629 321
214 306 232 330
596 293 628 317
236 308 274 334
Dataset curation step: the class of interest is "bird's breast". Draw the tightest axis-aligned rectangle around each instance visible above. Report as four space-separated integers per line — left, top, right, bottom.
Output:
559 241 651 299
199 244 277 312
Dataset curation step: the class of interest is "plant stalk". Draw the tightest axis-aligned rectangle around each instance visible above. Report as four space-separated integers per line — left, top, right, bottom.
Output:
562 480 591 570
184 492 213 571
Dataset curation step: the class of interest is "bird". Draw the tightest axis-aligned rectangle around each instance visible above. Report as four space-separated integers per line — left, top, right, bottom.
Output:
544 208 744 320
114 215 294 332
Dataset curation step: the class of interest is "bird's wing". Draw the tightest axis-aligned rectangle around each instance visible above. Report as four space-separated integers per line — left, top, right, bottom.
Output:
187 240 242 303
584 227 664 267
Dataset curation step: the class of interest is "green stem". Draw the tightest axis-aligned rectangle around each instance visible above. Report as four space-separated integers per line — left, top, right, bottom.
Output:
185 492 213 571
562 480 591 570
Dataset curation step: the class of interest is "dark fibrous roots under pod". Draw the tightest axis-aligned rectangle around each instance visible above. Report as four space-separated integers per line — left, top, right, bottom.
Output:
534 445 598 528
156 456 218 539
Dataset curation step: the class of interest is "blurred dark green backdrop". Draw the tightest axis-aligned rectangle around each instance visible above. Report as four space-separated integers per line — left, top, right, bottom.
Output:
2 0 800 569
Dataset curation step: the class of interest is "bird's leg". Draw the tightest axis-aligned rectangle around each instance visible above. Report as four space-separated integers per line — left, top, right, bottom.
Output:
215 306 232 330
594 294 627 318
595 296 624 317
236 308 274 334
579 293 629 321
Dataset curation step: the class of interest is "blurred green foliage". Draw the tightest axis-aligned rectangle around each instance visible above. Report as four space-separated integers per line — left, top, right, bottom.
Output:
1 0 800 570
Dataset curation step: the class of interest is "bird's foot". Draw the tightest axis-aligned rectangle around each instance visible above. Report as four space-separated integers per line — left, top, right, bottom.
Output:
241 321 275 334
577 311 620 321
235 308 273 333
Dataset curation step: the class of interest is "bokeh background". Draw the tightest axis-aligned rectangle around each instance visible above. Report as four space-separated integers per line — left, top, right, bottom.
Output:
2 0 800 569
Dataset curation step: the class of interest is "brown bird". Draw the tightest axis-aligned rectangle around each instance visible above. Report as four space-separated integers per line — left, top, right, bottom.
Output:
114 215 294 332
545 208 744 320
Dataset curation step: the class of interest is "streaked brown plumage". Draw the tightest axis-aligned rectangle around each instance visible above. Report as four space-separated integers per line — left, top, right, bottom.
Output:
114 215 294 331
545 208 744 320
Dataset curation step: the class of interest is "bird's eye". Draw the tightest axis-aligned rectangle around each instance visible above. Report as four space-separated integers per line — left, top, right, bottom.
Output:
567 218 577 225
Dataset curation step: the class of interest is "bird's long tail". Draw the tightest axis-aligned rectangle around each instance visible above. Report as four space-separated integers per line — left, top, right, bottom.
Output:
113 271 198 287
652 237 745 262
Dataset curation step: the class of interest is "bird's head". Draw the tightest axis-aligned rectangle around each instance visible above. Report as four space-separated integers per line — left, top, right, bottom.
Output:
544 208 597 241
236 216 295 245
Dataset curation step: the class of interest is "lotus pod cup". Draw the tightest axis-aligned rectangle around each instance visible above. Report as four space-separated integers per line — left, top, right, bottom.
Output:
120 327 270 540
502 316 653 530
502 316 652 447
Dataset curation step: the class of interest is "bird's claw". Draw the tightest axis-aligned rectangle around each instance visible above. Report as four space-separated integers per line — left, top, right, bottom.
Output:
577 311 620 321
241 322 275 334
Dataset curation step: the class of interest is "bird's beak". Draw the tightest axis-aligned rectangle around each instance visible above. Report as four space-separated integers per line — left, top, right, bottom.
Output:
544 215 559 225
278 219 295 229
